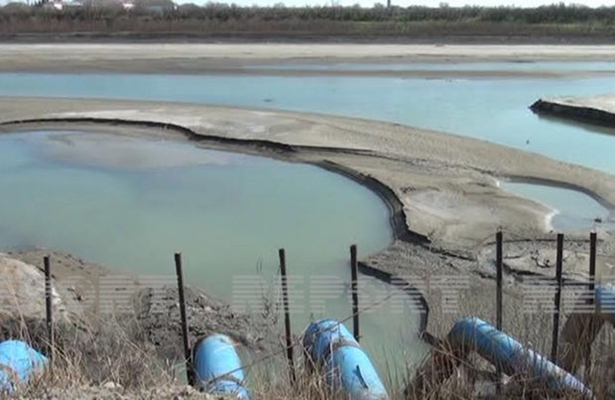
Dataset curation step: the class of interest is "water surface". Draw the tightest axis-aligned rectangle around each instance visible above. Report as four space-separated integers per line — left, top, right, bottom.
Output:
0 129 427 375
500 182 615 232
248 61 615 72
2 66 614 231
1 68 614 174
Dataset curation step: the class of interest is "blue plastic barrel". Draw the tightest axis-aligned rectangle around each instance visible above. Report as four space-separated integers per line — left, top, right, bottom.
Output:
302 319 389 400
449 317 590 396
0 340 48 393
193 334 249 399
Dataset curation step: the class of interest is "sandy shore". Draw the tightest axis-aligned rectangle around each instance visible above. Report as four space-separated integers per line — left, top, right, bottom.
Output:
2 96 614 246
1 95 615 341
2 44 615 76
3 39 615 341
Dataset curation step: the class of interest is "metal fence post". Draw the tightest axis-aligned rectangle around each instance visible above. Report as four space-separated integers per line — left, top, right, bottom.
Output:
551 233 564 362
279 249 296 384
175 253 193 386
350 244 360 342
44 256 54 360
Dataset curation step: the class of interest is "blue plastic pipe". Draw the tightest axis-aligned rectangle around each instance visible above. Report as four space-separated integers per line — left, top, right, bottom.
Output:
302 319 389 400
449 317 590 396
596 284 615 324
0 340 48 393
193 334 249 399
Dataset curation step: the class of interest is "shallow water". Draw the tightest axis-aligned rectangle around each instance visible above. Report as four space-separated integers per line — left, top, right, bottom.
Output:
1 67 614 174
248 61 615 72
2 67 615 231
0 130 427 376
500 182 615 232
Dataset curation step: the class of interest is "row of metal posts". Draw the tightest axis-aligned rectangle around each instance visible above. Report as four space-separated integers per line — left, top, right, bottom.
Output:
494 231 598 393
40 231 601 388
40 245 363 386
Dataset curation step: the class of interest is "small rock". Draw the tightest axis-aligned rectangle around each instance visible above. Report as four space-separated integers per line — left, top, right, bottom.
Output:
102 381 122 390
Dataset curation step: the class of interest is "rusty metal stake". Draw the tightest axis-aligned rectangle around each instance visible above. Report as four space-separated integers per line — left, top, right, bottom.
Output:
44 255 54 360
551 233 564 362
495 230 503 394
585 231 597 375
175 253 193 386
279 249 296 384
350 244 360 342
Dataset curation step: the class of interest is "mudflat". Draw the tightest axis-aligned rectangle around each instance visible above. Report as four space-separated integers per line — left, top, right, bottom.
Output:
2 43 615 76
1 96 614 247
543 94 615 112
1 44 614 337
531 94 615 129
2 96 614 335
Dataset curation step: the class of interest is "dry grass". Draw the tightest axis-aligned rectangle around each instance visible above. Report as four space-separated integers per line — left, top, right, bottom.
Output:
407 281 615 399
2 262 615 398
2 310 612 399
0 315 178 396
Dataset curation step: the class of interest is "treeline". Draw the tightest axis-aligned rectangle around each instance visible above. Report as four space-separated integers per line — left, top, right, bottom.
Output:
1 2 615 40
4 2 615 23
174 3 615 24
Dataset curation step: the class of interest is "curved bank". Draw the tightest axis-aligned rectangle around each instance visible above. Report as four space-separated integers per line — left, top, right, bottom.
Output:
2 96 615 340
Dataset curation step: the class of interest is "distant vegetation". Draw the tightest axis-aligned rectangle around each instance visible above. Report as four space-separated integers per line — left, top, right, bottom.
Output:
1 2 615 41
